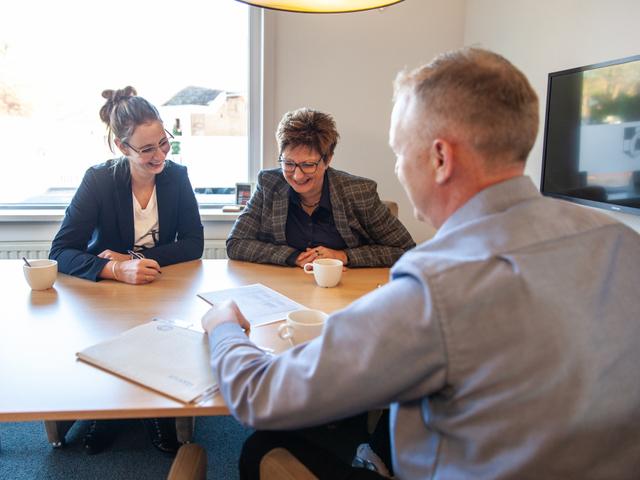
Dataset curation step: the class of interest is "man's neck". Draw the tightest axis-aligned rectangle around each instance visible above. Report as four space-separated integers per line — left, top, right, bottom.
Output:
433 166 525 230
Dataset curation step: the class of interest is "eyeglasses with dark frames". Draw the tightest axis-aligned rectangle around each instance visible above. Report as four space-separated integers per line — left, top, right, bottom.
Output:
124 129 174 161
278 155 325 174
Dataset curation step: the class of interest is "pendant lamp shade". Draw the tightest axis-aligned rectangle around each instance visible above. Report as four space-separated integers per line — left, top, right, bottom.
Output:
236 0 404 13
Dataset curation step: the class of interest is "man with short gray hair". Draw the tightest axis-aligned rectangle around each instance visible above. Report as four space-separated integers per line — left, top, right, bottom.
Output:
203 47 640 479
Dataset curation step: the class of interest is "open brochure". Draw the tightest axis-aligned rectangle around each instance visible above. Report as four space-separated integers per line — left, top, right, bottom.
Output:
76 320 218 404
198 283 307 327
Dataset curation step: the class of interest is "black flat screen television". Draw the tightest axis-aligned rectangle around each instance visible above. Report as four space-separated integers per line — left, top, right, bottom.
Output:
540 54 640 216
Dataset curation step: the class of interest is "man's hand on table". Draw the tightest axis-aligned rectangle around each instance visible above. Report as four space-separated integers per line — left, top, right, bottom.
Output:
201 300 251 334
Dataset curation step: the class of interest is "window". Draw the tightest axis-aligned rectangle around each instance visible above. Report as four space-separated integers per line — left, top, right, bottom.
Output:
0 0 254 207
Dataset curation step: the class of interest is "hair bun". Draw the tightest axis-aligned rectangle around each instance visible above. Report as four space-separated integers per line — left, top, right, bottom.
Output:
102 86 138 104
99 86 138 124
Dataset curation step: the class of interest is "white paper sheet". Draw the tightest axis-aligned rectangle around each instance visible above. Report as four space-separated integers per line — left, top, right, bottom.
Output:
76 321 218 404
198 283 307 327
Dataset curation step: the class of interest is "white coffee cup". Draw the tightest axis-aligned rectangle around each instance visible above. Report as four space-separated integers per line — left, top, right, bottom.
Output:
304 258 343 288
277 309 328 346
23 259 58 290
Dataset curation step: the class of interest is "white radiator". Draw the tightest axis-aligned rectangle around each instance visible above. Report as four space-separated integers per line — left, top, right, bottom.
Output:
0 240 227 260
202 240 228 259
0 242 52 260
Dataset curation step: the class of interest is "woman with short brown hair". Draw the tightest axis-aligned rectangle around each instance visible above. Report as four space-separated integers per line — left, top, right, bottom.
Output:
227 107 415 268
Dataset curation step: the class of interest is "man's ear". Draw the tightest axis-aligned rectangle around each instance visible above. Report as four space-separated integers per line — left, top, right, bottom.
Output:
432 139 454 185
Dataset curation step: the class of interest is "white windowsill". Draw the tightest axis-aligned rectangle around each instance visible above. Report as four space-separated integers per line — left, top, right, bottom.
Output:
0 208 240 223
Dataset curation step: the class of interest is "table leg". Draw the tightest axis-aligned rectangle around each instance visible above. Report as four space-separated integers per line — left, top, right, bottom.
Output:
175 417 194 444
44 420 76 448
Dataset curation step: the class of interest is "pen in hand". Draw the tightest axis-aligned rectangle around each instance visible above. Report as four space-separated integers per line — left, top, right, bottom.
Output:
127 250 162 274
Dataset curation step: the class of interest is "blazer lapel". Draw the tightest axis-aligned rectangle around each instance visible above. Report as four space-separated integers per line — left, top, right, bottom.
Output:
155 169 174 244
113 162 135 249
328 169 358 247
272 180 290 245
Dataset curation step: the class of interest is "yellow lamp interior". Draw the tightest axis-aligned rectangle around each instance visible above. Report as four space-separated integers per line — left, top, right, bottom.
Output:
236 1 404 13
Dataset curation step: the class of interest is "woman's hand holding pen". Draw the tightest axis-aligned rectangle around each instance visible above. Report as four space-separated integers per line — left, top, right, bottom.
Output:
98 250 162 284
117 259 161 284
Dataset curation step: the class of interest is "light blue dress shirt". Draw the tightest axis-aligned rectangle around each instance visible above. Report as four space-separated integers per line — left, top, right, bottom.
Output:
210 175 640 479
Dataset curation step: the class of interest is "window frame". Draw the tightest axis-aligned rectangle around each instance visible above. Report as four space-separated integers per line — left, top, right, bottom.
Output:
0 6 265 217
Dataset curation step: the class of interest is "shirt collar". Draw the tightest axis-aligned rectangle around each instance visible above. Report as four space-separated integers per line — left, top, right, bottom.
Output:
436 175 541 239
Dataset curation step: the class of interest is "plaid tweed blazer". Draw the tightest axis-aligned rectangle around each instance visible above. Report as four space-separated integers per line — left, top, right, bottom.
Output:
226 167 415 267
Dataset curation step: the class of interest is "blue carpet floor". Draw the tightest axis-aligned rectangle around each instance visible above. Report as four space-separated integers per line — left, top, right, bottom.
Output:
0 417 253 480
1 413 370 479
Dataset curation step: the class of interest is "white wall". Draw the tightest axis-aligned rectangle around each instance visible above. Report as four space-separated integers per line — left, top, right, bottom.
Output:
264 0 467 244
464 0 640 232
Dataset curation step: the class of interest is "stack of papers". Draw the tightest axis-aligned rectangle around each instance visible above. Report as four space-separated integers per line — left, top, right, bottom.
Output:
77 321 217 404
76 284 305 403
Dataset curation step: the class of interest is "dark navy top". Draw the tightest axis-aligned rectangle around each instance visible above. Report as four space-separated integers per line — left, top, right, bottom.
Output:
285 173 348 266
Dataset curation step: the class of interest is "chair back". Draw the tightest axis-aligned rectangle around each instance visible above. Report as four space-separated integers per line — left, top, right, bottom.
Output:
259 448 320 480
167 443 207 480
382 200 399 218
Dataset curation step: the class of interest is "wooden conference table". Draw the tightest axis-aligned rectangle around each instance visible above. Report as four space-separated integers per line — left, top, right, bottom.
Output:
0 259 390 445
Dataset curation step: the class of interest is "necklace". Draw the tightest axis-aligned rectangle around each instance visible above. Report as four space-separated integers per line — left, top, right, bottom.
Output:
301 199 320 208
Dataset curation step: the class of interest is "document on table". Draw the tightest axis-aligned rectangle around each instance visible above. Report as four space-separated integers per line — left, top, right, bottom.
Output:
76 320 218 404
198 283 307 327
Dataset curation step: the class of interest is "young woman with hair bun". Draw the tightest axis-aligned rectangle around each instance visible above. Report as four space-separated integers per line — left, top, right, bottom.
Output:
50 87 204 456
51 86 203 283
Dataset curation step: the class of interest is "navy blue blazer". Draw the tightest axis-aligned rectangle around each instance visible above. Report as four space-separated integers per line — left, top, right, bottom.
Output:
50 159 204 281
